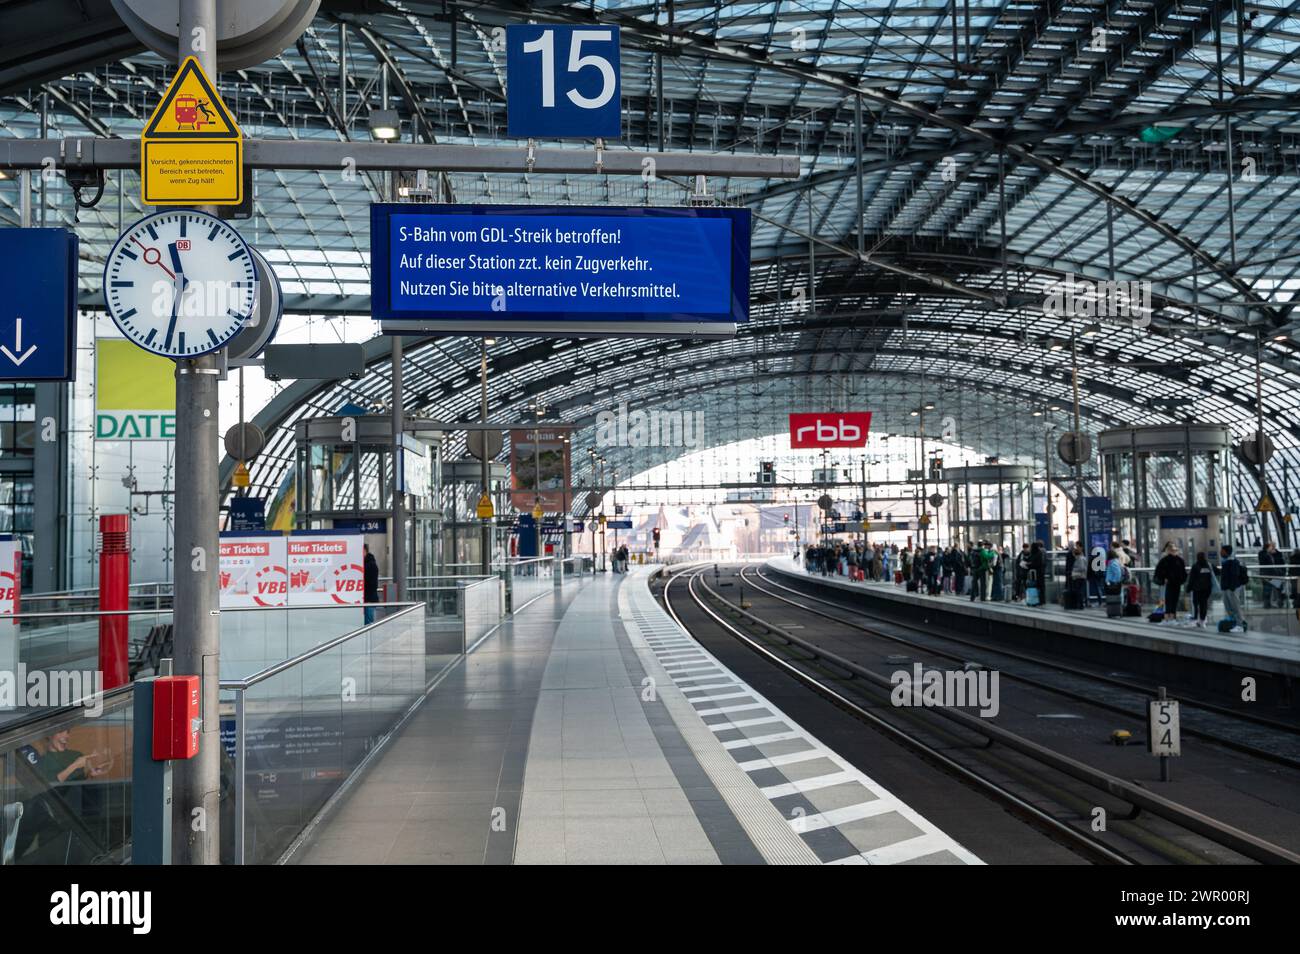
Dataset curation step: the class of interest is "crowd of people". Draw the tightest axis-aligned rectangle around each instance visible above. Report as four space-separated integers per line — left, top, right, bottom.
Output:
799 536 1300 634
799 539 1049 605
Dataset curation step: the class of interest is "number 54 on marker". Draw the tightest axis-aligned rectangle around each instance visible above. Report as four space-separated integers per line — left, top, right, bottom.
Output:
506 25 621 139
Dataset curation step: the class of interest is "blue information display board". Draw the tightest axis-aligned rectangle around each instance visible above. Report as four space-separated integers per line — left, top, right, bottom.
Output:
0 228 78 381
370 204 750 336
506 25 621 139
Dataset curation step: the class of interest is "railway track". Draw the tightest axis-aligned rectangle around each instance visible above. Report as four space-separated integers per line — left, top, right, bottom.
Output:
745 565 1300 770
660 562 1300 866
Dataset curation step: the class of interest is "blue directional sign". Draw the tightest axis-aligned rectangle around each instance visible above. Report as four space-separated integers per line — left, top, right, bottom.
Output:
0 229 78 381
507 24 621 139
370 204 750 336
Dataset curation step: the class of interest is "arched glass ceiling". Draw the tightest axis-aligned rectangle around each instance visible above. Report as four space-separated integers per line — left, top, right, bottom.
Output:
1 0 1298 537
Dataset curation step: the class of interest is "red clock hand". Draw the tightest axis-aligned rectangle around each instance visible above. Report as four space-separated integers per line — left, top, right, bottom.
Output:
130 236 176 280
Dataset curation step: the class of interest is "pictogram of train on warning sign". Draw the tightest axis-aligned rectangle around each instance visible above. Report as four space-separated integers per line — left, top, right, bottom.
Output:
172 95 215 130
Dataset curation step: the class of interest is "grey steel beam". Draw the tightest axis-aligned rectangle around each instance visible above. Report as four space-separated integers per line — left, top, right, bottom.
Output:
0 137 799 178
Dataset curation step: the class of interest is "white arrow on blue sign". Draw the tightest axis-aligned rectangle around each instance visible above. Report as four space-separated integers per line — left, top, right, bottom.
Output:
506 24 621 139
0 229 78 381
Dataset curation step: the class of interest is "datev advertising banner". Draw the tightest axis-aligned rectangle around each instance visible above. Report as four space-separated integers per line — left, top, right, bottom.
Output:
287 531 365 606
95 339 177 441
219 533 287 609
370 204 750 335
789 412 873 449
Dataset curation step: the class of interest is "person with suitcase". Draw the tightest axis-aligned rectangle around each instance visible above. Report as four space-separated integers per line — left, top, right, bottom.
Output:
1104 548 1126 618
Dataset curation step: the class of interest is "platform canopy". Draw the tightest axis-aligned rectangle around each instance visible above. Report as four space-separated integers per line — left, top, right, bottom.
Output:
2 0 1298 538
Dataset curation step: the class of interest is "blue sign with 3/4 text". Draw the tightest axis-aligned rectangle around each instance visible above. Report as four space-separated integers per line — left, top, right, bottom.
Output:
0 228 78 381
507 25 621 139
370 204 750 332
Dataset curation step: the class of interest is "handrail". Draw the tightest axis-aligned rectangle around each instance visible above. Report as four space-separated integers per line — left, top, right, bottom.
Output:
218 602 423 691
3 601 412 622
0 685 133 747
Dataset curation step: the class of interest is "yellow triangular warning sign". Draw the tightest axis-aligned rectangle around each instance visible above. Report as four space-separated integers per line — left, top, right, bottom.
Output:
142 56 241 138
1257 494 1277 513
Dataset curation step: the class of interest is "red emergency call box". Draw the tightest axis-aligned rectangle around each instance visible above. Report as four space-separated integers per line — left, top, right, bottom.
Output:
152 675 201 761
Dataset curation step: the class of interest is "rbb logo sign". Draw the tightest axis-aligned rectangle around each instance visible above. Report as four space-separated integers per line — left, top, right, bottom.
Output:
506 25 621 139
789 412 873 449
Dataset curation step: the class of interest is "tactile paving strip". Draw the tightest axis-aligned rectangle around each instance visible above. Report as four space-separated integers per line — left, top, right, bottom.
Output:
621 569 983 866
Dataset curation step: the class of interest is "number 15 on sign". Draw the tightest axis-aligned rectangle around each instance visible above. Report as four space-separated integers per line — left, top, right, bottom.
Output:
507 25 621 139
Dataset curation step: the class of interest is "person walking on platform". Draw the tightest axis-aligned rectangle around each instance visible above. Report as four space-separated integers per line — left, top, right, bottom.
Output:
1217 545 1249 632
363 543 380 625
1153 542 1187 623
952 545 968 596
1186 552 1214 628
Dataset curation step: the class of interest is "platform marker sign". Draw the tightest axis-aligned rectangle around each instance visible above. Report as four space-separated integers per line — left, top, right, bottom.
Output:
506 25 621 139
140 56 243 205
1148 699 1181 757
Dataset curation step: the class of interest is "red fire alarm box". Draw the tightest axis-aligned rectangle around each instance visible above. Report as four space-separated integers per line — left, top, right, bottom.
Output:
152 675 201 761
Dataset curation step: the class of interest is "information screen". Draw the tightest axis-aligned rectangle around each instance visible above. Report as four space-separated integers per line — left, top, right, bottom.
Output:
370 204 750 332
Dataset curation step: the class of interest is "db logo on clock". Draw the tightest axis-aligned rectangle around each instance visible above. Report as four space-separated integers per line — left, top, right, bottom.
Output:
176 239 191 250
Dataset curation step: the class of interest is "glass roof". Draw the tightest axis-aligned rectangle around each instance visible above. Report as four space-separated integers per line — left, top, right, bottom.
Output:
1 0 1297 537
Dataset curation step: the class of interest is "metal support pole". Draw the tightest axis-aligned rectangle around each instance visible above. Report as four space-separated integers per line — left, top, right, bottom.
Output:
172 0 221 865
391 334 407 600
1255 331 1272 546
1072 334 1085 550
480 339 491 575
854 95 865 257
338 22 347 121
534 425 542 558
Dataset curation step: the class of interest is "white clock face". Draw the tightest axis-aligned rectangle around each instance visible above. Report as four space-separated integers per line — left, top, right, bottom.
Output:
103 210 257 358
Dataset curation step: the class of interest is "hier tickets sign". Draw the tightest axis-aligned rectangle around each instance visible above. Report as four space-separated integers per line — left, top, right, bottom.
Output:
287 533 365 606
219 534 287 609
140 56 243 205
788 412 873 449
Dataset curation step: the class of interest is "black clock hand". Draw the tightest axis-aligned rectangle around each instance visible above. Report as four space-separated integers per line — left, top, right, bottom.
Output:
163 242 188 350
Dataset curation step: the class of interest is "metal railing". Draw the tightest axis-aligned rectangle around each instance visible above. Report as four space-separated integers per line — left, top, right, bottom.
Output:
219 602 426 865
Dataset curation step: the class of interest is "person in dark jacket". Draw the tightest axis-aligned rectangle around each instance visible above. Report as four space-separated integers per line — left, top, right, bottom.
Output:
363 543 380 625
1025 541 1047 606
1291 548 1300 612
1153 542 1188 623
1258 542 1284 608
1186 552 1214 627
1218 545 1248 631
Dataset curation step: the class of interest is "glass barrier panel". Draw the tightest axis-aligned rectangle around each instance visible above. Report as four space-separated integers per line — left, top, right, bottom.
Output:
1 690 133 865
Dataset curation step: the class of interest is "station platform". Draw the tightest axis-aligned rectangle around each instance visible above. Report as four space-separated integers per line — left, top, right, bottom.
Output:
765 559 1300 682
291 567 981 865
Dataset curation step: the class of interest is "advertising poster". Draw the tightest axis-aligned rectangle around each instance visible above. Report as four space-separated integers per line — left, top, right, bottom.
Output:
510 428 571 513
94 338 177 440
287 531 364 606
219 533 287 609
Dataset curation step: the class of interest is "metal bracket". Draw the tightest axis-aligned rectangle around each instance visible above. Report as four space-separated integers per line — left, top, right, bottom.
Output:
525 138 536 173
594 137 605 174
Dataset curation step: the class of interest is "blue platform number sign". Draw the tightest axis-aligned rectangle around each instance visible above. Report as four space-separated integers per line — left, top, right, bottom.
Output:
506 25 621 139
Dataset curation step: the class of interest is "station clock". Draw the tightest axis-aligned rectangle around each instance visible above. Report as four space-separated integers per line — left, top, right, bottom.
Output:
103 210 257 358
